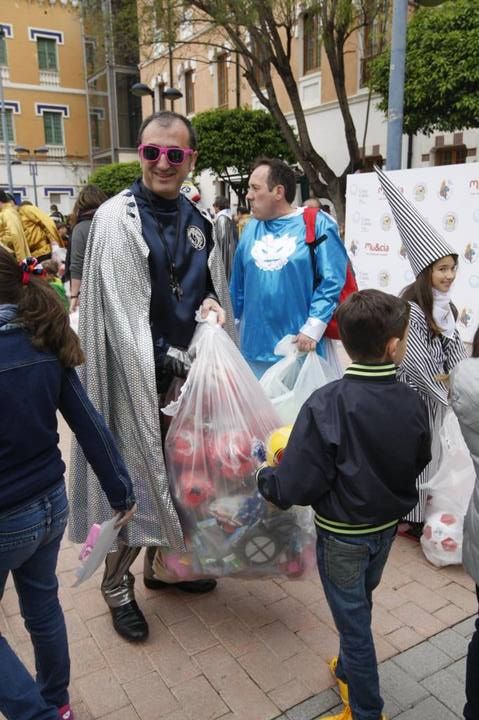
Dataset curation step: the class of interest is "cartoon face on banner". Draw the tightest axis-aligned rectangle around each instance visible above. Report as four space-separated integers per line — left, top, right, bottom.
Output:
443 212 458 232
414 183 427 202
438 179 453 201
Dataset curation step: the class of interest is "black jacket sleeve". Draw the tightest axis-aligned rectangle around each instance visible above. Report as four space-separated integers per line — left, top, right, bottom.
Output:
257 398 336 509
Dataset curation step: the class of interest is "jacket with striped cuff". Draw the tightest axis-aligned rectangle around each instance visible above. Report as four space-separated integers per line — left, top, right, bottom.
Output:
257 362 432 535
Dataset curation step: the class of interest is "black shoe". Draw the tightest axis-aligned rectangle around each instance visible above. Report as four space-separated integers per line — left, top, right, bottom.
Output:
144 577 217 593
109 600 149 641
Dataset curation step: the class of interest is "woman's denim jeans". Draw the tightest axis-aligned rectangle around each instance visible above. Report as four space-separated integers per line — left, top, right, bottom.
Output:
316 525 397 720
0 482 69 720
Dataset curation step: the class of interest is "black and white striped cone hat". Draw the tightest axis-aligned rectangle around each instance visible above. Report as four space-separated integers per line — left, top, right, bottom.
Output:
375 165 456 277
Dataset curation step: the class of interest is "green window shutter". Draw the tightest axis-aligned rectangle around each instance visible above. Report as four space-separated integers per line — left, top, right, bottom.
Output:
37 38 57 71
0 36 7 66
43 112 63 145
0 110 14 143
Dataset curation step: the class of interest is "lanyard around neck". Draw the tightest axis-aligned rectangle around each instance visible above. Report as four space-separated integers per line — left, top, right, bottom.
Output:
142 188 183 301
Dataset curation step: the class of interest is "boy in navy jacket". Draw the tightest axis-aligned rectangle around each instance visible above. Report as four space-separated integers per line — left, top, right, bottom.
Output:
257 289 431 720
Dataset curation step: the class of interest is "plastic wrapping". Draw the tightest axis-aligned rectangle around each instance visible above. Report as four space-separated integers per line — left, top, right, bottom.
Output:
161 313 316 580
421 411 475 567
260 335 336 424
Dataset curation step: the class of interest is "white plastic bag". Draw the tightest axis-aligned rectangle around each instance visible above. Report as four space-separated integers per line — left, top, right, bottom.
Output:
161 313 316 580
421 411 475 567
260 335 336 424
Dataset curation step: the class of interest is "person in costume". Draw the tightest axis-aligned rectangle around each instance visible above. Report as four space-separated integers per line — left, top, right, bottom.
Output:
256 289 431 720
213 195 238 281
376 166 466 536
18 200 63 262
450 327 479 720
69 111 235 642
0 190 30 262
229 158 348 378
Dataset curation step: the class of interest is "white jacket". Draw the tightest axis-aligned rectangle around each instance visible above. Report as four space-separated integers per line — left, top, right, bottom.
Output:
451 357 479 585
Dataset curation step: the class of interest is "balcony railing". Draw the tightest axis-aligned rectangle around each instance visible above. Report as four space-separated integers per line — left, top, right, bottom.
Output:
39 70 60 87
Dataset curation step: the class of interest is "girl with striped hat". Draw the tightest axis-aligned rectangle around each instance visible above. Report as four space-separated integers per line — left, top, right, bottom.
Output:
376 167 467 537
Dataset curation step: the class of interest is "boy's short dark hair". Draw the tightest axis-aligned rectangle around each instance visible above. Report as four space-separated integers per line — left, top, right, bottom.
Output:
336 289 410 361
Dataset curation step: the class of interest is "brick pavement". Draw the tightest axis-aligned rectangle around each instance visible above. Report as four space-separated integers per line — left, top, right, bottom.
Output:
0 419 476 720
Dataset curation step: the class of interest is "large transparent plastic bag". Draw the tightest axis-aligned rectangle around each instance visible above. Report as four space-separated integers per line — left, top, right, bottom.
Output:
260 335 337 424
160 313 316 580
421 410 475 567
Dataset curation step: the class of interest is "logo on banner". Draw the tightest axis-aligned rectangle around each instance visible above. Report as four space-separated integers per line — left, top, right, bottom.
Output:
399 244 408 260
364 241 389 255
361 216 373 232
404 269 414 283
469 179 479 195
380 214 392 231
443 212 457 232
438 179 452 201
469 275 479 289
378 270 391 288
357 270 370 286
464 242 479 264
349 239 359 257
459 307 475 328
414 183 427 202
473 209 479 223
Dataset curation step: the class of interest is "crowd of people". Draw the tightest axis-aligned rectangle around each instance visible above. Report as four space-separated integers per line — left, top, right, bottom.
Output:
0 109 478 720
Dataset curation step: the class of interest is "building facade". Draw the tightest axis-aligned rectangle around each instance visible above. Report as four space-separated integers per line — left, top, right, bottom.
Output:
0 0 91 213
136 4 478 214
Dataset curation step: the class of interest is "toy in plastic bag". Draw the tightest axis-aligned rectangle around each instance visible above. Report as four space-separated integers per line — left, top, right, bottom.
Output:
161 312 316 580
260 335 337 424
421 410 475 567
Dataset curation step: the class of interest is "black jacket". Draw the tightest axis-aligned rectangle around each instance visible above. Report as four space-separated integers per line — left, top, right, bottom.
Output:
258 362 431 534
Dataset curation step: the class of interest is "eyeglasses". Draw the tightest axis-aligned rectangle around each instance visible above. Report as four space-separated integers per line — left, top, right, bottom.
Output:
138 144 193 165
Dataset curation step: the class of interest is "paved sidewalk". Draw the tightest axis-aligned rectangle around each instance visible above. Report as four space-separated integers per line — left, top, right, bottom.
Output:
0 420 476 720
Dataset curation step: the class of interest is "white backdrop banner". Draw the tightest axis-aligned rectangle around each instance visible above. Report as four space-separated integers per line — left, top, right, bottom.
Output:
345 163 479 343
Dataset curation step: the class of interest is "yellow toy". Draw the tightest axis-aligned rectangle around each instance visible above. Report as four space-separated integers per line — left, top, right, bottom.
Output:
266 425 293 466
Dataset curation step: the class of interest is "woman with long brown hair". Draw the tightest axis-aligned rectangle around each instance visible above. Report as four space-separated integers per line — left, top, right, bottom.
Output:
69 184 108 312
0 246 135 720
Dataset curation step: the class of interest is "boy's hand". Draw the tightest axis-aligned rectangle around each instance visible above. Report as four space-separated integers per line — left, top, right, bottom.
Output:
114 503 137 528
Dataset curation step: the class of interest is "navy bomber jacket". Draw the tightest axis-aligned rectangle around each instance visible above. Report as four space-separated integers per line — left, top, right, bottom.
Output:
258 362 431 534
0 320 135 514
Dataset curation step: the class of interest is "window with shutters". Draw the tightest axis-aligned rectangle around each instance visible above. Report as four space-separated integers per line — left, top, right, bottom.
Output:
43 112 63 145
0 109 13 142
0 34 7 66
217 53 228 108
37 38 58 71
303 12 320 74
185 70 195 115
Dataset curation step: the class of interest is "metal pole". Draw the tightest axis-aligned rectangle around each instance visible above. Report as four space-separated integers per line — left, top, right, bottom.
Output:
0 63 14 195
167 0 175 110
386 0 408 170
30 160 38 206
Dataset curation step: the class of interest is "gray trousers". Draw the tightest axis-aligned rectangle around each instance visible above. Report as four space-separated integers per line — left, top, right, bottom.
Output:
101 544 157 608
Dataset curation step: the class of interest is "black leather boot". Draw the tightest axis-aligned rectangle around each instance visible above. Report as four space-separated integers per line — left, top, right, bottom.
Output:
109 600 149 641
144 577 217 593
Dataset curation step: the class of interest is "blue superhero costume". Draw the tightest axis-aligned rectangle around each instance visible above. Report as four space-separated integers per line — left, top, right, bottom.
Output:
229 208 347 367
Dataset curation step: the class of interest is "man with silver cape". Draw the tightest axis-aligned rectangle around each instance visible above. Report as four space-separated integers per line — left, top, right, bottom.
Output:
69 111 236 642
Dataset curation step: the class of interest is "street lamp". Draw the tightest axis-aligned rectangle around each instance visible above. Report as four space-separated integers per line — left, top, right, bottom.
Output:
14 146 49 206
131 82 155 113
386 0 447 170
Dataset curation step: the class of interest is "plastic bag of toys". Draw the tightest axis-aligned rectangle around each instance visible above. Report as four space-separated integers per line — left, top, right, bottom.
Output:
160 312 316 580
421 411 475 567
260 335 336 424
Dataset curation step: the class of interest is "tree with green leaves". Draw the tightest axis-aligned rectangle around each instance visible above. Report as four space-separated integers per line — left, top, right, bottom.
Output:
370 0 479 136
88 161 141 197
192 108 294 203
137 0 390 224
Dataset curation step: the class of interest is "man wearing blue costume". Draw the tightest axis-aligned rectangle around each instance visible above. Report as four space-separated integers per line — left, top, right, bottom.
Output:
230 158 348 378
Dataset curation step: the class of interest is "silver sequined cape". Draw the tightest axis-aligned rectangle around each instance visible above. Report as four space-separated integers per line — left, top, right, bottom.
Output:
68 190 236 548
